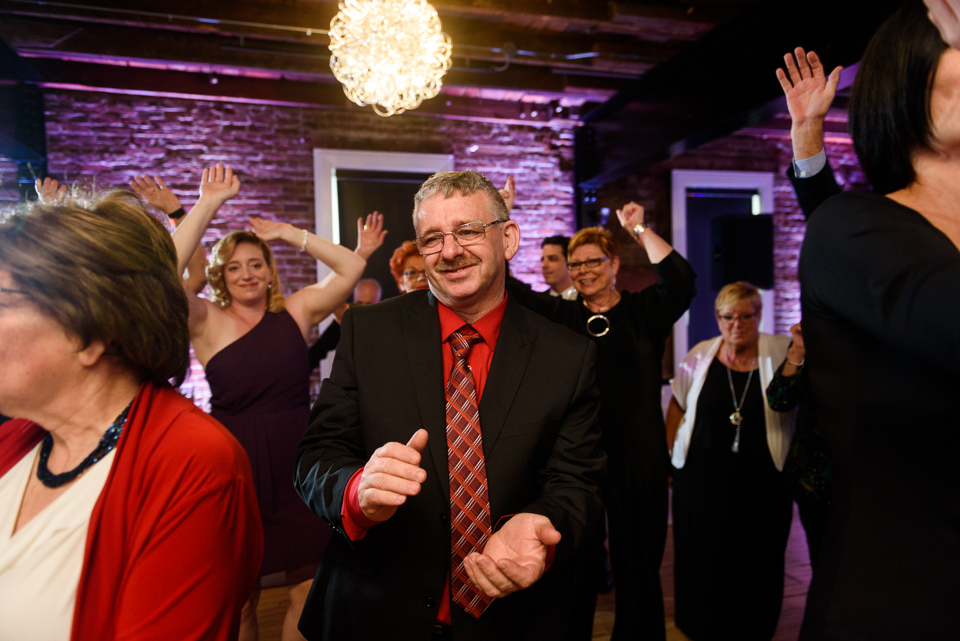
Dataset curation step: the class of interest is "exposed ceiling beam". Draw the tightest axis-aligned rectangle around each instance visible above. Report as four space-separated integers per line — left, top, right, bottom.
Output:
0 0 335 42
25 57 591 125
0 12 634 100
0 0 725 39
431 0 740 32
0 6 679 73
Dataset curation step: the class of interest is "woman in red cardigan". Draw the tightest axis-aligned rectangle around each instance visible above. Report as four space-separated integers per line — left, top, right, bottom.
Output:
0 186 262 640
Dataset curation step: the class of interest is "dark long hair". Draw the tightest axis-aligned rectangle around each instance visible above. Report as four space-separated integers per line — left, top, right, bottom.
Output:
849 0 947 194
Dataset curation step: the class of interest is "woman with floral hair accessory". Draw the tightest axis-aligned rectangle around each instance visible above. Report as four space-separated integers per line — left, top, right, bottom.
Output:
172 162 382 641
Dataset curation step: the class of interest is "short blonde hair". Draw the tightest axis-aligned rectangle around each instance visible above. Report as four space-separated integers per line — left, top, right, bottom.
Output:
0 190 189 385
206 231 284 312
569 226 619 259
715 281 762 315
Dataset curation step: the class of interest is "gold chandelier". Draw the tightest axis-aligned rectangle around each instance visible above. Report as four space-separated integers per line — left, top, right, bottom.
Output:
329 0 453 117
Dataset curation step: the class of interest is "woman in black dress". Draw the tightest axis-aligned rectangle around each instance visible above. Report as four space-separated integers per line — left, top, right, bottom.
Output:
508 202 696 641
171 164 380 641
799 3 960 637
666 282 794 641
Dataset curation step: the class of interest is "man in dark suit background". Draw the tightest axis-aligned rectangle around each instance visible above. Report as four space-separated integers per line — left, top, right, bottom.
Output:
295 170 605 641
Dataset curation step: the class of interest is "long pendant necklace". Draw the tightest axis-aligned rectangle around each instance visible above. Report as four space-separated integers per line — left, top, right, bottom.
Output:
725 356 757 453
36 402 132 488
583 296 617 338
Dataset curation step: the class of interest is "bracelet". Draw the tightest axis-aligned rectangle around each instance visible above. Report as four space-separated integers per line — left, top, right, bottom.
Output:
632 223 648 239
786 357 805 368
298 228 308 253
167 207 186 220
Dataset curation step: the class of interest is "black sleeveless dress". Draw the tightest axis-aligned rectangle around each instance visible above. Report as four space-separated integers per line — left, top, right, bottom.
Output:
207 310 331 586
672 358 792 641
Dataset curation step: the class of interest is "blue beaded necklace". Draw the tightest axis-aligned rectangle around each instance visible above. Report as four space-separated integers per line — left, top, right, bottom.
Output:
36 402 132 488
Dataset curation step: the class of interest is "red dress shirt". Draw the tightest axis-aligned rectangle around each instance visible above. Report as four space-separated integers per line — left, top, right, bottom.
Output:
340 294 508 623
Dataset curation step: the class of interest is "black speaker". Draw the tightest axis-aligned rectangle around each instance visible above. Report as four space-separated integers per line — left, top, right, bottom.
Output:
710 214 774 290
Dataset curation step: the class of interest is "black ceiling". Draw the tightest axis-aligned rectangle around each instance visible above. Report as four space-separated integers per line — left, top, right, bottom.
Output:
578 0 904 188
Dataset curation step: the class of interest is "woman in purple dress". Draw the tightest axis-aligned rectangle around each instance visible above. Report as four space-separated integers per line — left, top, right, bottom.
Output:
171 163 382 641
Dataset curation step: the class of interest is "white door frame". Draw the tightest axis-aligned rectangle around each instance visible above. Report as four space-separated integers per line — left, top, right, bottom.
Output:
670 169 776 369
313 148 455 275
312 149 455 377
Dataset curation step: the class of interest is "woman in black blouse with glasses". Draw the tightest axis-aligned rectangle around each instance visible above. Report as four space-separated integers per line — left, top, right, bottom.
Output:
507 202 695 641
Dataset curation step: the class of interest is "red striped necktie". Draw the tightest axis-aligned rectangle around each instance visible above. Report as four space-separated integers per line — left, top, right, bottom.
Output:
445 325 494 618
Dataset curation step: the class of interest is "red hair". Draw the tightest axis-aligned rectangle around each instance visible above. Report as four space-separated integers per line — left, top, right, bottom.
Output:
389 240 420 290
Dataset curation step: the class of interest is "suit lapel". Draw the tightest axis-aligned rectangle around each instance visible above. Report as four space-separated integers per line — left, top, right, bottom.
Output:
403 292 450 499
479 297 535 456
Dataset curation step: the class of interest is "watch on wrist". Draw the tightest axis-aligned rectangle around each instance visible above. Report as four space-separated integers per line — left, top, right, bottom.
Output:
632 223 648 239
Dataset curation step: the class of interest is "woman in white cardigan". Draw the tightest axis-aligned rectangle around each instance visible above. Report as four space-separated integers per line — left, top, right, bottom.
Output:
665 281 796 641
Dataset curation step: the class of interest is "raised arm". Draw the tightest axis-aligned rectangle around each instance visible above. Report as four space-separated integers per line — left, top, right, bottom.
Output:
130 174 183 218
171 163 240 276
35 177 67 205
777 48 843 217
130 174 207 294
615 201 674 264
616 201 696 336
776 47 841 162
248 216 366 334
499 176 517 212
354 211 388 260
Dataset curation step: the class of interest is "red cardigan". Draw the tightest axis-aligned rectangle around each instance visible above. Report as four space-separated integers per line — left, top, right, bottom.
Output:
0 382 263 641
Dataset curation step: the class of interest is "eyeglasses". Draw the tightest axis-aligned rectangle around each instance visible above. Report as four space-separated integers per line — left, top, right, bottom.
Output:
718 312 757 324
567 256 610 273
415 221 501 255
402 269 426 279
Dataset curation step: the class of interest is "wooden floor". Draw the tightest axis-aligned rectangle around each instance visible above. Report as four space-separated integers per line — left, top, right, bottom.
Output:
257 504 812 641
595 503 812 641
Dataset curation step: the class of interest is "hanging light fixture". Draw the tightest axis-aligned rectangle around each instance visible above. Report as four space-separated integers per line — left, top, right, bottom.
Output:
329 0 453 117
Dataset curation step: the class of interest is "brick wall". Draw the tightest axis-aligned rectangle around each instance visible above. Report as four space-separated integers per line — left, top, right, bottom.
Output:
0 89 864 406
0 158 19 205
33 90 576 406
596 122 862 338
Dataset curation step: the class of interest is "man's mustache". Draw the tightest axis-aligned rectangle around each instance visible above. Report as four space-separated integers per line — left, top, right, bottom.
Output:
434 256 481 272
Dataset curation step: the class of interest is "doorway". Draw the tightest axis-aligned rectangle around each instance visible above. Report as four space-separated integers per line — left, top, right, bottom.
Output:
670 170 775 369
313 149 455 377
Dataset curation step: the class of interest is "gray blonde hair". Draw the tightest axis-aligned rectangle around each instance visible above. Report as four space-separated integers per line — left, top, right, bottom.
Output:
715 281 762 315
412 170 509 231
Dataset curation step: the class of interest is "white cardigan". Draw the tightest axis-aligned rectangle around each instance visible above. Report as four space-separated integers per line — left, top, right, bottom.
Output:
670 333 795 470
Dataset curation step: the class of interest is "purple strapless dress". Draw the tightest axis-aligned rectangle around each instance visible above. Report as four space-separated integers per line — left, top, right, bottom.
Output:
206 310 331 585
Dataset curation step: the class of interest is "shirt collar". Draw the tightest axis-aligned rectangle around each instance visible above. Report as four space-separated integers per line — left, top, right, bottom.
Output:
438 293 508 347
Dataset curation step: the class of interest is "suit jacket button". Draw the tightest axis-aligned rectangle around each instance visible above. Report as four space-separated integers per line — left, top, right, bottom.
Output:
439 513 448 523
424 596 438 608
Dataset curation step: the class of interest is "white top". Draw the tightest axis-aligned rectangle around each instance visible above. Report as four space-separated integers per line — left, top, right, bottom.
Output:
0 443 114 641
670 334 795 470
